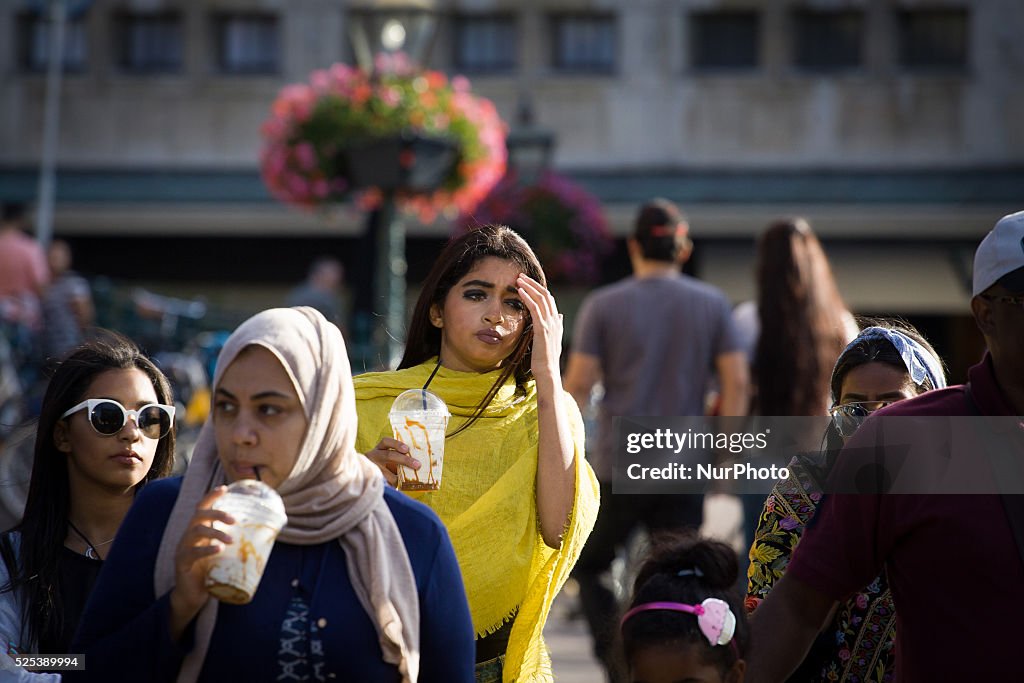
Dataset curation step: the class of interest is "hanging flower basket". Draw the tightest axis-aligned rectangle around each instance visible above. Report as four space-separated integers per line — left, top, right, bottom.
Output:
454 170 614 286
259 53 507 223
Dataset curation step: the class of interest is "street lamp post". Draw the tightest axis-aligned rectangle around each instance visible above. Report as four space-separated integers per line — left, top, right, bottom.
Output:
343 134 455 369
36 0 69 251
32 0 94 249
345 0 448 370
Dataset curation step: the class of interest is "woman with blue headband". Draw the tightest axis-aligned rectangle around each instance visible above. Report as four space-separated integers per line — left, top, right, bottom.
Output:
745 321 946 683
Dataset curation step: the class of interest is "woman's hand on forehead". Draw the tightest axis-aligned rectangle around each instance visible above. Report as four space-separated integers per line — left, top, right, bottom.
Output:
516 273 563 380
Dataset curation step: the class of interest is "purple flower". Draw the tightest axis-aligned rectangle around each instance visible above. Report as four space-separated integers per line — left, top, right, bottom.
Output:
453 170 612 285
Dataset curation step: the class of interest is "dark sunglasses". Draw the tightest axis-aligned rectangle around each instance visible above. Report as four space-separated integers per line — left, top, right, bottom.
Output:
61 398 175 439
828 401 895 439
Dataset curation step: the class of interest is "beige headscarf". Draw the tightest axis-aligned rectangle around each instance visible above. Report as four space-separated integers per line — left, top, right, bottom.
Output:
154 307 419 682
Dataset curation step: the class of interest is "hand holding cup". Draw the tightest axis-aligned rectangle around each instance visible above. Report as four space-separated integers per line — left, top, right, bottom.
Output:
169 486 234 640
364 437 421 487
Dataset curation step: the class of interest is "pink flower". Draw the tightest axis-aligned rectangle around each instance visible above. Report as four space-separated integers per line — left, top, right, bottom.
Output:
286 173 308 197
260 116 287 139
311 179 330 198
310 69 331 93
380 86 402 108
452 170 610 284
293 143 317 171
264 148 286 179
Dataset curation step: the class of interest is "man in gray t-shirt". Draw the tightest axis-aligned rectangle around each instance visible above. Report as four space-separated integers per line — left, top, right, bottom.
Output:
564 198 748 681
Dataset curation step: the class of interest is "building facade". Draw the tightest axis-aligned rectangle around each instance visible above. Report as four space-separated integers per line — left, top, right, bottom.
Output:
1 0 1022 372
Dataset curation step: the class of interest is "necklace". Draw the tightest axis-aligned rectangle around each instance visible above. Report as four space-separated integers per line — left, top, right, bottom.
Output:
66 519 114 560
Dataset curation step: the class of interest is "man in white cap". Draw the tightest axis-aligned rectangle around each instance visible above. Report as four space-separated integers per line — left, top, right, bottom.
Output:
746 211 1024 682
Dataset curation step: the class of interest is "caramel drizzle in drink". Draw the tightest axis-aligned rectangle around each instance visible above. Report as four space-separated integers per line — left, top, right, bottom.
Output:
238 538 257 580
397 417 439 491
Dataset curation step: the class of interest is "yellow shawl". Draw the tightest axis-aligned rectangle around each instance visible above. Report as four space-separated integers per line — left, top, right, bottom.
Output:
354 359 599 682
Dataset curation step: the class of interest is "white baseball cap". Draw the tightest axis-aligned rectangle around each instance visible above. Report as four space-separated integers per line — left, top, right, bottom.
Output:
972 211 1024 297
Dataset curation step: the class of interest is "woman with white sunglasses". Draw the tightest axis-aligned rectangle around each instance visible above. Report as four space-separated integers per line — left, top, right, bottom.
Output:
0 332 175 676
745 321 945 682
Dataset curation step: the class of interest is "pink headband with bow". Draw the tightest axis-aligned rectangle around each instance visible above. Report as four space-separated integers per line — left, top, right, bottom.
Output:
620 598 737 650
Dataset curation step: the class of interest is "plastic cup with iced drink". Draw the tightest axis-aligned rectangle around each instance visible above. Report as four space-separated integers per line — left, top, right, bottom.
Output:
389 389 450 491
205 479 288 605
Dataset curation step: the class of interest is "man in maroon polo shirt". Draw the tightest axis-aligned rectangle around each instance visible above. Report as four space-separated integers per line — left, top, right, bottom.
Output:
747 210 1024 682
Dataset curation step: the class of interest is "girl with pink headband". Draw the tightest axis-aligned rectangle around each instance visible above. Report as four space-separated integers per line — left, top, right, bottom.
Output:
620 536 748 683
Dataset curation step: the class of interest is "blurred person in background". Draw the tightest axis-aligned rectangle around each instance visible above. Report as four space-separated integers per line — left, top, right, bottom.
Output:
0 203 48 334
41 239 95 361
736 218 858 588
751 218 858 418
286 256 347 334
564 198 748 683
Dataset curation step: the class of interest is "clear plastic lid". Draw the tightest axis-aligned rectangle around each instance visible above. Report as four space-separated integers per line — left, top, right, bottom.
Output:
221 479 287 521
389 388 450 417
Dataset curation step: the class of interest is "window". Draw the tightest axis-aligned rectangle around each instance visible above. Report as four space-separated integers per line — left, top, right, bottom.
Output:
454 14 517 72
215 13 279 74
899 9 968 69
116 12 183 73
794 10 863 71
690 11 759 70
19 10 88 72
551 13 616 73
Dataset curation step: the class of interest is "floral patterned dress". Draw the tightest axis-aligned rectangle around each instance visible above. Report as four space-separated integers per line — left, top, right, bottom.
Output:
746 453 896 683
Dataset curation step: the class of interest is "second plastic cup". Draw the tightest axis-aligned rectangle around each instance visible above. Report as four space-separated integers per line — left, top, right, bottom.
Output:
205 479 288 605
389 389 450 491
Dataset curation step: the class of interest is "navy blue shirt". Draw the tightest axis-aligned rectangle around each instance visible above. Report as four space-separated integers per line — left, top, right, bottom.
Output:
71 477 474 682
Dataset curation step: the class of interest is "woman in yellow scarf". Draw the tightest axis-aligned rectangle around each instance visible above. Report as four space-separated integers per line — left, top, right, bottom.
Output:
355 225 599 683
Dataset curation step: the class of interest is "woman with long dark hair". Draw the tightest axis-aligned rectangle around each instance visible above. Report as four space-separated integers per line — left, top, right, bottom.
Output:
753 218 857 417
746 322 946 682
355 225 599 682
0 332 175 660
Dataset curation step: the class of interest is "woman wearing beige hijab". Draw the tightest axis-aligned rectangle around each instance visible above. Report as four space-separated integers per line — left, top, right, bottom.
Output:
73 307 474 682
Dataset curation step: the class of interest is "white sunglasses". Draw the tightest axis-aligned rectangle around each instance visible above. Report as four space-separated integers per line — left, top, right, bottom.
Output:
61 398 175 439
